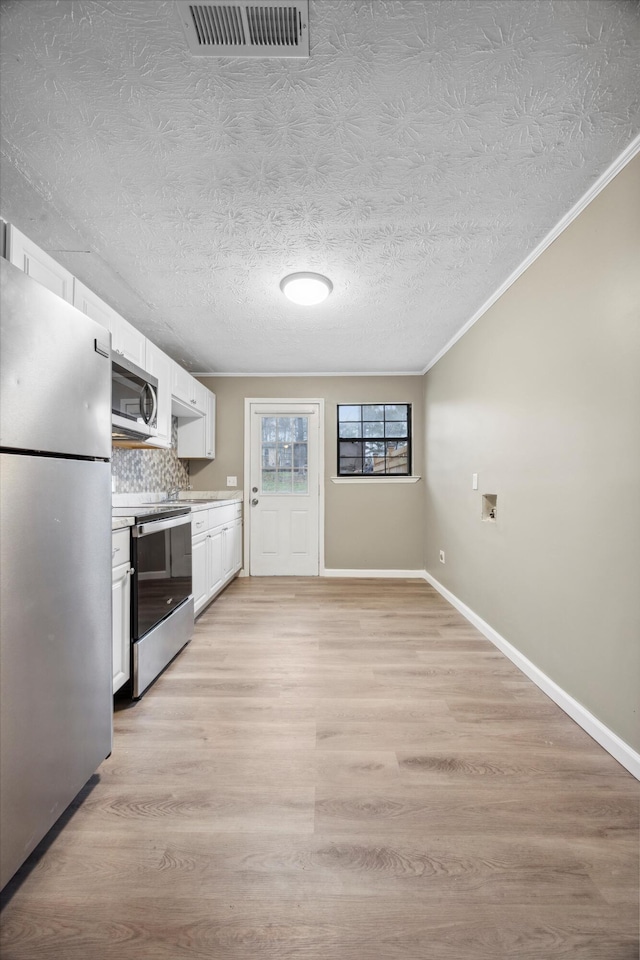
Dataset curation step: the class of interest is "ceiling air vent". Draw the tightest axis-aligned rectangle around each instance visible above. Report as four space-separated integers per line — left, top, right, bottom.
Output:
178 1 309 58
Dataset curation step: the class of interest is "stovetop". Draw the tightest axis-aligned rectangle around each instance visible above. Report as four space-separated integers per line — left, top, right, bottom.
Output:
112 504 191 523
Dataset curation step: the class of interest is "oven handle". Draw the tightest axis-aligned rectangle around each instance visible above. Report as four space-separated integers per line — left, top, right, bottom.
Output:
133 515 191 537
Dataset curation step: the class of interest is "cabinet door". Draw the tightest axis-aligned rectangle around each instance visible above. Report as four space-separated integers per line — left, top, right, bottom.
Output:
7 224 74 303
144 341 172 448
222 525 234 580
176 388 215 460
204 390 216 459
112 560 131 693
207 528 224 598
231 518 243 574
111 314 146 368
171 359 196 407
192 534 208 616
193 379 207 415
73 278 119 338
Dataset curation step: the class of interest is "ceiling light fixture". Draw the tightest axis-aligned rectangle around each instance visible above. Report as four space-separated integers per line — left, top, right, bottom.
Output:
280 272 333 306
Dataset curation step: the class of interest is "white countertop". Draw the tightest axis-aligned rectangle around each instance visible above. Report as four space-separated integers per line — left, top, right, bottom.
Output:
112 491 242 527
112 516 134 531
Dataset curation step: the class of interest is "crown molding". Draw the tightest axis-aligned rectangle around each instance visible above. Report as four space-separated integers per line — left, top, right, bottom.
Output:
422 134 640 376
190 370 424 378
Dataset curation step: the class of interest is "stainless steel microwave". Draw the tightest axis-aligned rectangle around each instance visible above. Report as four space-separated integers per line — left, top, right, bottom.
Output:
111 355 158 441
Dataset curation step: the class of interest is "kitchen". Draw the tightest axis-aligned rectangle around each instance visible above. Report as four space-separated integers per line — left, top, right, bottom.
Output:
1 2 639 958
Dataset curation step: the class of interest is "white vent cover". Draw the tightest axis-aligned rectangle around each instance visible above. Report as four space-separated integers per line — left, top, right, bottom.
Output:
178 1 309 58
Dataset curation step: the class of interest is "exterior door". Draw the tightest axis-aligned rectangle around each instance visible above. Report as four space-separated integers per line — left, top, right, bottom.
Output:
249 402 321 576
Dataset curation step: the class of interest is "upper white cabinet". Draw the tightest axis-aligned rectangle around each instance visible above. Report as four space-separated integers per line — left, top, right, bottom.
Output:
177 388 215 459
110 314 147 369
73 278 146 369
193 379 208 415
7 224 74 303
144 341 172 448
73 277 121 334
171 359 205 413
5 223 212 446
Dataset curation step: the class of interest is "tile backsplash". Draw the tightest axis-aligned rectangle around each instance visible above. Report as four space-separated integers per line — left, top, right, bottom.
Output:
112 419 190 494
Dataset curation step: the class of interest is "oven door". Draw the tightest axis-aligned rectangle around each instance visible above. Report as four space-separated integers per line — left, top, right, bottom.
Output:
131 515 192 640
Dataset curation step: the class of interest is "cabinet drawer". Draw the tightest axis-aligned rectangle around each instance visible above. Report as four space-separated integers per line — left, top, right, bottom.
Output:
191 510 209 536
208 503 239 530
112 528 130 567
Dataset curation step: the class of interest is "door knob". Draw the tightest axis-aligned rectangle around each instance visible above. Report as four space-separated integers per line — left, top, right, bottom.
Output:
251 498 259 506
252 486 258 493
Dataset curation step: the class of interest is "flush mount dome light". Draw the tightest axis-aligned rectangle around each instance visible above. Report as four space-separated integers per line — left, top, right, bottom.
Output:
280 272 333 305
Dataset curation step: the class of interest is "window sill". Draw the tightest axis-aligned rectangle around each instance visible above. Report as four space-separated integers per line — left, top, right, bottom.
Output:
330 476 422 484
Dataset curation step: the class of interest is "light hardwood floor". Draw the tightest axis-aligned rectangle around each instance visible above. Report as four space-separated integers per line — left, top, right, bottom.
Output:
1 577 638 959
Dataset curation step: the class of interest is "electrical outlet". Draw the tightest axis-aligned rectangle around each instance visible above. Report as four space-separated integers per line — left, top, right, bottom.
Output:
472 473 478 490
439 550 445 564
111 477 116 494
226 476 237 487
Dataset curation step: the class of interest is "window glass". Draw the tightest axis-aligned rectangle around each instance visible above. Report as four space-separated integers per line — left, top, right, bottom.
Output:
336 405 411 476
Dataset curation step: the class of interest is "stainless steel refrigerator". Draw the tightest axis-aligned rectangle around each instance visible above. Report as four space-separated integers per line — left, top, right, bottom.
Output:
0 258 113 890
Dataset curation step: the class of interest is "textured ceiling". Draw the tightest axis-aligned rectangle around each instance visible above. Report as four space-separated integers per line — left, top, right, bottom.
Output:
1 0 639 374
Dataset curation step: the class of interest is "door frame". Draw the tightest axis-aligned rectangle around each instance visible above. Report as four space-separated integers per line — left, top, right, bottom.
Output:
243 397 325 577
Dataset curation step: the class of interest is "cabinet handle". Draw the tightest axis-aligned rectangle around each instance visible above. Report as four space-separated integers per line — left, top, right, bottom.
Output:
207 451 213 456
112 546 120 558
128 567 135 575
190 398 196 404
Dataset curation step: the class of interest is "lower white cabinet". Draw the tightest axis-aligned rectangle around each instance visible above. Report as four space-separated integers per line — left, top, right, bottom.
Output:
191 502 242 617
111 529 132 694
192 533 208 612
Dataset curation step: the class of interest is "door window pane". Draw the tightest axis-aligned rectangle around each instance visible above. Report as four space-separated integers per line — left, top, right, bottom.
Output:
262 417 277 442
261 417 309 494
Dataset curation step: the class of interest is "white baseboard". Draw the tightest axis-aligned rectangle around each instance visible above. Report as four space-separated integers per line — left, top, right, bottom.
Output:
322 568 426 579
423 570 640 781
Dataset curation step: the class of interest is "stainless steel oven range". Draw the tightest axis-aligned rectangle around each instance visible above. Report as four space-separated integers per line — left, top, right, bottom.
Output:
112 505 194 698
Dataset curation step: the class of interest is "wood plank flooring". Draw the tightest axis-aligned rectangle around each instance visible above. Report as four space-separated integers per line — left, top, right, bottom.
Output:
1 577 638 959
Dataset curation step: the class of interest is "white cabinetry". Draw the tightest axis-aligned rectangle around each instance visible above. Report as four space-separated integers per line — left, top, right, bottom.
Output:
6 223 207 438
73 278 120 335
73 278 146 369
191 532 208 612
177 389 215 460
190 502 242 617
171 359 201 411
110 313 146 369
144 340 172 448
111 528 131 694
7 224 74 302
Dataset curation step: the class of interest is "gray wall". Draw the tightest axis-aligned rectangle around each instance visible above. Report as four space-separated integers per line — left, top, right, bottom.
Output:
190 375 425 571
423 155 640 751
